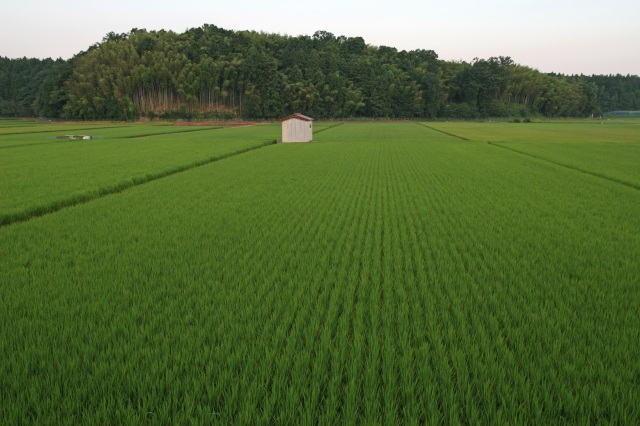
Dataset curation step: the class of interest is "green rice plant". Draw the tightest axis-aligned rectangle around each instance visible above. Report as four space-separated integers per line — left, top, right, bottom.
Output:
423 120 640 143
0 122 130 137
0 122 218 148
0 122 638 424
425 120 640 187
489 140 640 189
0 124 278 225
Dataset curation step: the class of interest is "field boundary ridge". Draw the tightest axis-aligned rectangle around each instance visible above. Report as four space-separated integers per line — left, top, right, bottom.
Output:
0 140 277 228
314 122 344 135
0 126 225 150
0 125 128 137
488 141 640 190
123 126 223 139
415 123 470 140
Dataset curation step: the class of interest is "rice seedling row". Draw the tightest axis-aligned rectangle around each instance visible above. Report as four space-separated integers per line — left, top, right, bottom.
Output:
0 123 217 148
426 119 640 188
0 124 278 225
1 122 638 423
489 140 640 189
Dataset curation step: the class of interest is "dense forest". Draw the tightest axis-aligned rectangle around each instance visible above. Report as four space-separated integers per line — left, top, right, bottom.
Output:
1 24 639 120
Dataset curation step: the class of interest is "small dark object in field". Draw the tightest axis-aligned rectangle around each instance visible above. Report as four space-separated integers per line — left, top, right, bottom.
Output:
56 135 93 140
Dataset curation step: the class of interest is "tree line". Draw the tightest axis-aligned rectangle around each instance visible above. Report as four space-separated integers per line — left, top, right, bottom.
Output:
1 24 639 120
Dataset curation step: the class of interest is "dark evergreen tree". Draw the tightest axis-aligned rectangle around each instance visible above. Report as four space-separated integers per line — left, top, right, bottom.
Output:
1 25 638 120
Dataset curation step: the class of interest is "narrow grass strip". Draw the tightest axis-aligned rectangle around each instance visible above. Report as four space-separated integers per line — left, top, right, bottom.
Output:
0 138 113 150
0 125 129 137
488 141 640 190
314 122 345 135
0 126 224 150
415 122 470 140
123 126 224 139
0 140 277 227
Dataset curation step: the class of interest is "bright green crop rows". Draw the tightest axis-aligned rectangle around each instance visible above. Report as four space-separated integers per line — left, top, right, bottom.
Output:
0 123 278 225
0 122 128 136
1 122 639 423
491 141 640 188
424 120 640 188
0 124 218 148
424 120 640 143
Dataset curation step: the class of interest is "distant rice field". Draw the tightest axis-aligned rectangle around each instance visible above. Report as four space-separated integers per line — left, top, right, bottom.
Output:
1 120 639 423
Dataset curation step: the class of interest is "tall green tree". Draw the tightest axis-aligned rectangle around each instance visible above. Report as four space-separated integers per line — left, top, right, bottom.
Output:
3 25 638 120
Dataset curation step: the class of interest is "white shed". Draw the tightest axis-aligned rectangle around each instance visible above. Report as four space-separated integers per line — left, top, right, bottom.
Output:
282 113 314 142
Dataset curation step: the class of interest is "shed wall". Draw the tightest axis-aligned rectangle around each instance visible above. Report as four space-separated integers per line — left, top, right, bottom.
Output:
282 119 312 142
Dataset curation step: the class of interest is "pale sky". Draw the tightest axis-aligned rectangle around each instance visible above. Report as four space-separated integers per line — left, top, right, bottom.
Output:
1 0 638 76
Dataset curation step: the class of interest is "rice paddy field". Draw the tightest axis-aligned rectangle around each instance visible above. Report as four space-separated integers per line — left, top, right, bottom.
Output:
1 119 639 424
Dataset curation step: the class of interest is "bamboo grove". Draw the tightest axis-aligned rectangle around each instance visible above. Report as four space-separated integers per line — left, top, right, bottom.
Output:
1 24 639 120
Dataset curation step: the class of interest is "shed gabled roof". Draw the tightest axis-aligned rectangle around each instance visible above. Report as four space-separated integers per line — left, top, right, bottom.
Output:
282 113 314 122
